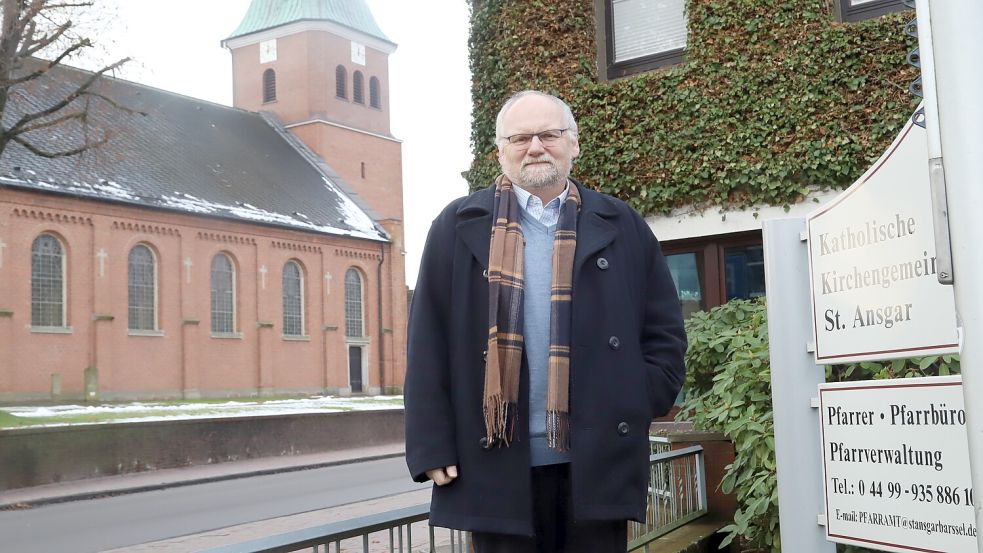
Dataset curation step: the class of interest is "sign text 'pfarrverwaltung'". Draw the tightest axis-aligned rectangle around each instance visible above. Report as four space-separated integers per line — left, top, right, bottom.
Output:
820 376 976 553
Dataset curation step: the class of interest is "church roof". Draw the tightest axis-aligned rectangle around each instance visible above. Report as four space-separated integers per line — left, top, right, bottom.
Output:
0 63 388 242
227 0 393 44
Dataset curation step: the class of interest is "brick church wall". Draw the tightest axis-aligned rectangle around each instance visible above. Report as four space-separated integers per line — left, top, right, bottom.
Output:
0 188 402 401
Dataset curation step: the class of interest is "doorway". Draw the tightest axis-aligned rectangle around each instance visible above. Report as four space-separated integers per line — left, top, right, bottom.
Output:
348 345 363 393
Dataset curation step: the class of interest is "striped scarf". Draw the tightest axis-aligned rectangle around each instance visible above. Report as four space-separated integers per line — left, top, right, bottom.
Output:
484 174 580 452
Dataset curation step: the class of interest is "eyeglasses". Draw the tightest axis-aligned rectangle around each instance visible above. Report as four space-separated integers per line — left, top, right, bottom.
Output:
501 128 570 147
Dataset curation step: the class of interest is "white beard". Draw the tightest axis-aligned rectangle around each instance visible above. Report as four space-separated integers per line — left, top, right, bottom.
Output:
517 158 565 189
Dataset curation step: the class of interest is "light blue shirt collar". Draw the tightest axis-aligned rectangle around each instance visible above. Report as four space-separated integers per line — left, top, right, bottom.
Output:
512 181 570 227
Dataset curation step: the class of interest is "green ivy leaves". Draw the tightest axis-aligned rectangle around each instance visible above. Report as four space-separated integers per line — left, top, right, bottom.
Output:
468 0 916 215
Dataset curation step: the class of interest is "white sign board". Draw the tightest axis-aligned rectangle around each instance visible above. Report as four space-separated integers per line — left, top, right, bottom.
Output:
807 111 958 363
820 376 977 552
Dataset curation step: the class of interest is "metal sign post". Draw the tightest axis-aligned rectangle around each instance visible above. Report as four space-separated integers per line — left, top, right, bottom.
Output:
764 217 835 553
926 0 983 546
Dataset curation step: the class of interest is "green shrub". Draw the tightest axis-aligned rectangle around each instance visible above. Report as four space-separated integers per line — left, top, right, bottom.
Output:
678 299 959 551
680 299 777 550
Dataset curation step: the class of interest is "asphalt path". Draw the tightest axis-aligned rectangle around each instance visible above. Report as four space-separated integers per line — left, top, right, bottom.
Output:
0 456 427 553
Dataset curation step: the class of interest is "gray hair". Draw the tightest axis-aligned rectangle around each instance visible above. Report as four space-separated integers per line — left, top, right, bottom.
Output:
494 90 579 146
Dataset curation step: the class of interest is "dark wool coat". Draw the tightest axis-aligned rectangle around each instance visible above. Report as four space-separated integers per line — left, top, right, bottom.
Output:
405 180 687 536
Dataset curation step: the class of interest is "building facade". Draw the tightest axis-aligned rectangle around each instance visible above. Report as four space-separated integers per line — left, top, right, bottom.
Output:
467 0 916 317
0 0 407 402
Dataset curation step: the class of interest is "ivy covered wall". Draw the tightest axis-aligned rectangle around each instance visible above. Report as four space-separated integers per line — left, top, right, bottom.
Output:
467 0 917 216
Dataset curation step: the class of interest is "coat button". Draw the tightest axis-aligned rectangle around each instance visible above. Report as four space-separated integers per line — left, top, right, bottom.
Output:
617 422 630 436
596 257 609 270
482 350 487 361
482 269 489 278
608 336 621 350
479 436 495 450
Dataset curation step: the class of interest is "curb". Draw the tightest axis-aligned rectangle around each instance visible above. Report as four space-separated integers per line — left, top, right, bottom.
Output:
0 451 405 510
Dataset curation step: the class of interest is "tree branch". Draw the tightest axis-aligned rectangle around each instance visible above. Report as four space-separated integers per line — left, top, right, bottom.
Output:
1 37 89 87
15 108 84 134
0 0 131 161
19 19 71 58
9 56 129 133
11 131 106 159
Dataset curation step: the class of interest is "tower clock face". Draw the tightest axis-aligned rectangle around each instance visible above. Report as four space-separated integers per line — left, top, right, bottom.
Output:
351 42 366 66
260 39 277 63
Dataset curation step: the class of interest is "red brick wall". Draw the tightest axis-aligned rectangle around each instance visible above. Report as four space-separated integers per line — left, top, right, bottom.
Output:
0 189 405 401
230 30 392 136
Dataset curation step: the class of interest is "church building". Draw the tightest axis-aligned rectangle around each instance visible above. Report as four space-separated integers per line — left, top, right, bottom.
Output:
0 0 407 401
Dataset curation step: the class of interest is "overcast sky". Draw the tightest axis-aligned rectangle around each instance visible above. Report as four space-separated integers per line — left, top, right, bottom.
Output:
91 0 472 288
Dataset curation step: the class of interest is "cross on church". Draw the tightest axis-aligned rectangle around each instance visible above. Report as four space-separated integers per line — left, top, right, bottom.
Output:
184 257 193 284
259 265 268 289
0 239 6 269
96 249 108 277
324 272 333 295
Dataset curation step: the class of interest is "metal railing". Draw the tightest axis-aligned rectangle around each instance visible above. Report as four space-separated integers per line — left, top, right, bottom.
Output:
627 438 709 551
202 504 469 553
206 438 706 553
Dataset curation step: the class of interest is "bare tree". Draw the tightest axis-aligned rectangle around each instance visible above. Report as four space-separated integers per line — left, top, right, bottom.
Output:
0 0 133 159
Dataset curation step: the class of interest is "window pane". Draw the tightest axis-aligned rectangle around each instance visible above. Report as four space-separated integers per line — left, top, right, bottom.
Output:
353 71 364 104
211 254 235 333
263 69 276 102
612 0 687 63
345 269 363 338
31 234 64 327
724 245 766 301
369 77 380 109
282 262 304 336
665 252 704 319
128 245 156 330
335 65 347 99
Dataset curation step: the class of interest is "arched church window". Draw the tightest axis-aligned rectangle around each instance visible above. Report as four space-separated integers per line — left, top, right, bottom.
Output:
336 65 348 99
128 244 157 331
262 68 276 103
369 76 380 109
31 233 66 327
282 261 305 336
345 268 364 337
353 71 364 104
211 253 236 334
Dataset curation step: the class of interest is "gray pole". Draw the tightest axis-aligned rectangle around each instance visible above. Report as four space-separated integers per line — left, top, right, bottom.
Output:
928 0 983 543
763 217 834 553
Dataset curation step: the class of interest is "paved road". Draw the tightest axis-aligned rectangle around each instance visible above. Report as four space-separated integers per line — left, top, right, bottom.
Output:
0 456 427 553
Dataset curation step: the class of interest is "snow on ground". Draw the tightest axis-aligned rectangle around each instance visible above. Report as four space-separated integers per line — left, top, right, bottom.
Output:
2 395 403 427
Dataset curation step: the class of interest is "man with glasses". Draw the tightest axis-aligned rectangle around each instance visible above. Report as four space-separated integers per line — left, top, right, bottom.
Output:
405 90 687 553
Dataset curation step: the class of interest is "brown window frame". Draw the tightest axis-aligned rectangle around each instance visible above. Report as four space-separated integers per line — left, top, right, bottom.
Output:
596 0 686 81
662 230 762 311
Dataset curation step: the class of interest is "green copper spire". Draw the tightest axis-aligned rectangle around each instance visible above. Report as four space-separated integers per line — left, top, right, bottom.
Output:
227 0 393 44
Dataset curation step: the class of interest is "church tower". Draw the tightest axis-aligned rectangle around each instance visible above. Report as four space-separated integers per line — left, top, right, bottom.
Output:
222 0 402 225
222 0 407 393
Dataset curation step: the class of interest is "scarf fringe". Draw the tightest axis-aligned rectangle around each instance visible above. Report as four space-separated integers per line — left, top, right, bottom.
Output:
483 395 517 446
546 410 570 452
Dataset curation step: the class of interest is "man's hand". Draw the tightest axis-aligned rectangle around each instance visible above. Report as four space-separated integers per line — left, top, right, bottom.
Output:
426 465 458 486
